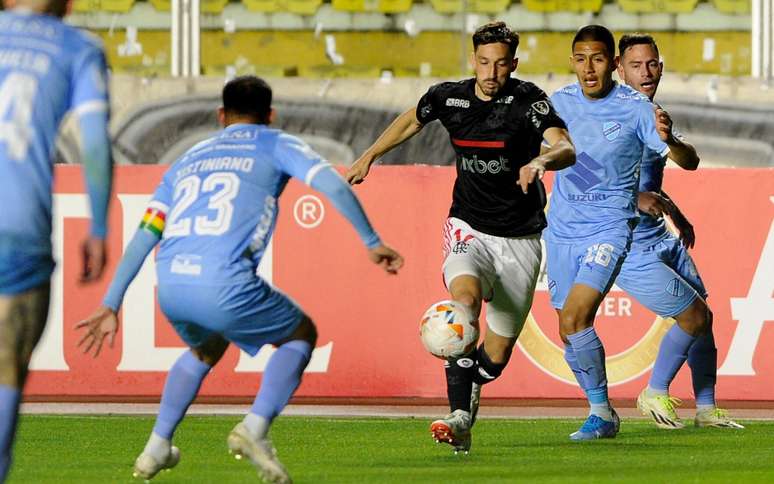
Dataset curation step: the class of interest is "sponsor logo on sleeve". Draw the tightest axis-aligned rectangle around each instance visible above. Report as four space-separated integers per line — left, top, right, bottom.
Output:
531 100 550 115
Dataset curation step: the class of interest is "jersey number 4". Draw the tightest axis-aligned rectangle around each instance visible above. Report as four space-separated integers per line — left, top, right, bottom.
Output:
0 73 37 162
166 172 240 237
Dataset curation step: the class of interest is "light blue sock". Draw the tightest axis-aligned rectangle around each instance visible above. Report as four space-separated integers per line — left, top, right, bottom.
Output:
250 341 312 422
567 327 610 418
564 345 588 396
0 385 21 482
649 324 697 393
687 331 717 407
153 351 211 440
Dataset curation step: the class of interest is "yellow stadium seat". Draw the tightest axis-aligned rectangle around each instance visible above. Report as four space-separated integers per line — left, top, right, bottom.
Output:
469 0 510 13
149 0 228 12
332 0 366 11
286 0 323 15
617 0 698 14
378 0 412 13
240 0 281 11
711 0 751 14
429 0 463 13
72 0 134 13
522 0 603 12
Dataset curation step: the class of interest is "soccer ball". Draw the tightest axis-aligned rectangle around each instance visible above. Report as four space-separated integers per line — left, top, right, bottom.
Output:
419 300 478 359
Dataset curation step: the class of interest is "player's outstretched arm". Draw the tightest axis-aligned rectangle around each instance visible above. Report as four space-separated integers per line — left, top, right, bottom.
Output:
77 106 113 283
518 127 576 194
655 107 700 170
346 108 424 185
659 190 695 248
75 229 160 357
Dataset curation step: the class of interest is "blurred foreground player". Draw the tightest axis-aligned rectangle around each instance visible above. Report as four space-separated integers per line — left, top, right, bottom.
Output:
615 33 742 429
346 22 575 453
0 0 113 480
77 76 403 483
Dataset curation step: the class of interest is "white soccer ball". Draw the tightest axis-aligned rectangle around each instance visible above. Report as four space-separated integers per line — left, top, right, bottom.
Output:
419 300 478 359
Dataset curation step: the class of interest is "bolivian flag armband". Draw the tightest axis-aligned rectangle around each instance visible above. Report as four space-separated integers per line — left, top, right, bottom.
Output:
139 201 168 237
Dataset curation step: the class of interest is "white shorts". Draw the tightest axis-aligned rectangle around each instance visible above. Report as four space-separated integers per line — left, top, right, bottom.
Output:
442 217 542 338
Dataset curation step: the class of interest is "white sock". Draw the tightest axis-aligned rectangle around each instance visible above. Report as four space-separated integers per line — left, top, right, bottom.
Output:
590 403 613 421
143 432 170 461
243 413 270 439
696 404 716 413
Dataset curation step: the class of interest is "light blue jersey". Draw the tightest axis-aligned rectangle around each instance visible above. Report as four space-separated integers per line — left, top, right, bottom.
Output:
546 82 668 241
0 11 111 294
148 124 364 286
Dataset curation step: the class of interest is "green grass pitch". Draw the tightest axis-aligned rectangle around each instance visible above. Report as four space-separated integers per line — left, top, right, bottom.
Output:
7 415 774 483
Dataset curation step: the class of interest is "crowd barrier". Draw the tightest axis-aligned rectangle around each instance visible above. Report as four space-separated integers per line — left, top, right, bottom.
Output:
26 165 774 401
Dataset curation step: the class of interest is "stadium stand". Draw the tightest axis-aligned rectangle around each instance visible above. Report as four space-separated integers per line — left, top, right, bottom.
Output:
241 0 281 12
712 0 751 14
378 0 413 14
149 0 229 13
72 0 134 13
522 0 603 12
617 0 699 14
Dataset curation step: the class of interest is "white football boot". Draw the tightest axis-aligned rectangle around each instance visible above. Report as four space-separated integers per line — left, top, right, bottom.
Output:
637 388 685 430
227 422 291 484
694 408 745 429
132 446 180 481
430 409 472 454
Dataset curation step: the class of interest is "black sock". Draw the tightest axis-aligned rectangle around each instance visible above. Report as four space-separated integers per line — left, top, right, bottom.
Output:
471 344 507 385
444 353 477 412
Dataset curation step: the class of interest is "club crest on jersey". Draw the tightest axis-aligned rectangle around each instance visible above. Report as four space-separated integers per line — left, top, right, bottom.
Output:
446 98 470 108
531 100 550 115
603 121 622 141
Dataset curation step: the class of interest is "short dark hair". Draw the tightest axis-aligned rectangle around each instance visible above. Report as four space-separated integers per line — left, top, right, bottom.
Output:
222 76 272 122
472 21 520 58
572 24 615 59
618 33 660 58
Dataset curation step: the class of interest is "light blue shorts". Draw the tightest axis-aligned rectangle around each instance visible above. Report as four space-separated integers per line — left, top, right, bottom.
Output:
616 234 706 317
158 278 303 355
545 227 631 310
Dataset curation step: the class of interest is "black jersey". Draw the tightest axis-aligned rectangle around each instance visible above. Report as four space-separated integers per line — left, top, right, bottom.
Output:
416 78 566 237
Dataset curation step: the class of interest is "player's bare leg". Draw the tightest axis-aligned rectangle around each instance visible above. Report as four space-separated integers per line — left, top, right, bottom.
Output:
228 315 317 484
0 284 50 482
134 335 229 481
560 284 619 440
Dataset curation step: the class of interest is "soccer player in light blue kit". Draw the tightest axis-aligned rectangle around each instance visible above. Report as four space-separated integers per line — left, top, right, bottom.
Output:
545 25 672 440
76 76 403 483
0 0 113 480
615 33 742 429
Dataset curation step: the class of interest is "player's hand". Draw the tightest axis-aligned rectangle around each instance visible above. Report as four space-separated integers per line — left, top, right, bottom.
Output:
637 191 671 218
668 207 696 249
655 106 674 143
346 155 374 185
75 305 119 357
368 244 404 275
80 236 107 283
517 159 546 194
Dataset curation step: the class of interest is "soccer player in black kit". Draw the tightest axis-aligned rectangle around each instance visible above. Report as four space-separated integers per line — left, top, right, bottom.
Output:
346 22 576 453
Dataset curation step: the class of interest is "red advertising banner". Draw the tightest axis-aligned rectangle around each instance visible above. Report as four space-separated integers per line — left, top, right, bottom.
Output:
25 165 774 401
